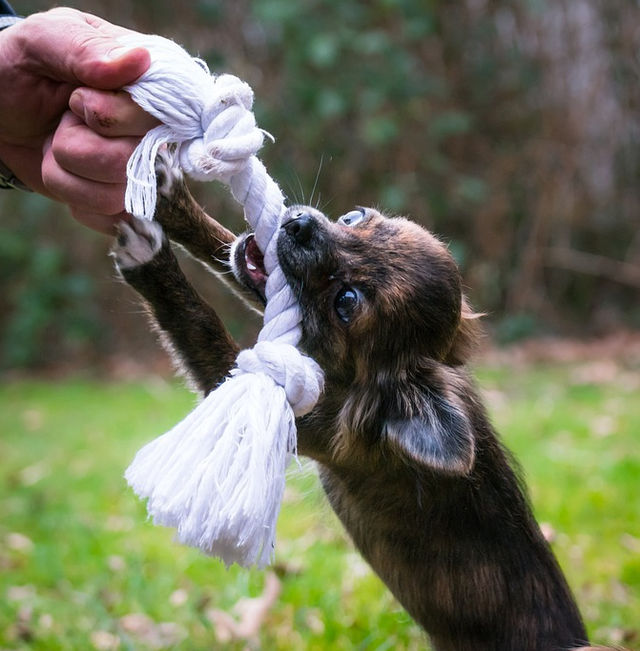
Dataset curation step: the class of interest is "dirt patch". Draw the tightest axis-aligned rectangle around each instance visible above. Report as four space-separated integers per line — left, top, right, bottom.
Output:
482 330 640 367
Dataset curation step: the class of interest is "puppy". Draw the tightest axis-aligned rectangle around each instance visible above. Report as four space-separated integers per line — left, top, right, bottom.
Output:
114 174 598 651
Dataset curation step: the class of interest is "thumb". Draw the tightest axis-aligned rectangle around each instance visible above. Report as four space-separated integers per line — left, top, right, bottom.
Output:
70 42 151 90
22 9 151 90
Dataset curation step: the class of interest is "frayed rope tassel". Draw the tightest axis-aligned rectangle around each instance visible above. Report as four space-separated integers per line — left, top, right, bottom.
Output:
119 34 324 568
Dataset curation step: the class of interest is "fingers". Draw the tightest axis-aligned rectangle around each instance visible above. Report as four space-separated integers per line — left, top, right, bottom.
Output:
49 111 138 182
42 150 127 217
41 87 159 233
69 88 160 137
69 207 131 236
75 44 151 90
41 111 136 218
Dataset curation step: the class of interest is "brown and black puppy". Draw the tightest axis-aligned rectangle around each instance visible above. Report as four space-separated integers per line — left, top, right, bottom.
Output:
114 174 598 651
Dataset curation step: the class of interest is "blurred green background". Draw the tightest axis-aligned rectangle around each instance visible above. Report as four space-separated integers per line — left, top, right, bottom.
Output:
2 0 640 372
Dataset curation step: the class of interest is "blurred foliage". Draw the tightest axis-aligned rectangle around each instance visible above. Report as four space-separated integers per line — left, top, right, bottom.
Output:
2 0 640 369
0 194 102 370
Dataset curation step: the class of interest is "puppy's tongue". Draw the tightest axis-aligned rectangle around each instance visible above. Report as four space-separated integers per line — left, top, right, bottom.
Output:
244 234 268 293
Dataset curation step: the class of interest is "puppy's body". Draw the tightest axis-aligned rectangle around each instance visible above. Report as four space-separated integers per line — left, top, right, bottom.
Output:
115 178 591 651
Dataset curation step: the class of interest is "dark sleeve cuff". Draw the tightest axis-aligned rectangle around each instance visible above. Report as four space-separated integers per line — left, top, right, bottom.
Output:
0 15 22 29
0 2 30 190
0 158 32 192
0 0 21 30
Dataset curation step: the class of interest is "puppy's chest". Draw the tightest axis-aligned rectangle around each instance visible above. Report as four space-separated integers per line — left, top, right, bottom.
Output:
318 464 434 540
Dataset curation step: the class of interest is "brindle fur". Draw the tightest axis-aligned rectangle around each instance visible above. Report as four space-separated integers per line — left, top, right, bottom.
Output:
114 176 612 651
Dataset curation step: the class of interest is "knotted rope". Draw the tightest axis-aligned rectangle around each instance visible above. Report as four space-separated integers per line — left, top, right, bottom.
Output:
119 34 324 568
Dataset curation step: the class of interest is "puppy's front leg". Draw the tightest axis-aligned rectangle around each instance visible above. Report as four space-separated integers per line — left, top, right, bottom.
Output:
154 171 235 277
153 164 265 311
113 219 239 395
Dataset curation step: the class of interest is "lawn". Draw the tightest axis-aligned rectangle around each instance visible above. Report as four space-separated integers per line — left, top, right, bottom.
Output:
0 358 639 650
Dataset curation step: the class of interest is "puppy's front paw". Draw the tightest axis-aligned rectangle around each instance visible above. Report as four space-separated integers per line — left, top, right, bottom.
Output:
113 219 164 271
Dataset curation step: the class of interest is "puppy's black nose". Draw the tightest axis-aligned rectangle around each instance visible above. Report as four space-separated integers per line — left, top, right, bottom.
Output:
283 211 314 245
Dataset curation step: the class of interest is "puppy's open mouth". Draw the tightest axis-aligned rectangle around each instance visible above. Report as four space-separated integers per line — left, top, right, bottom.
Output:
234 234 268 304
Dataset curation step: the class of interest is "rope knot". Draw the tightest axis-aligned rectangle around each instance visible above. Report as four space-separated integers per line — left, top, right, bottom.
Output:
236 342 324 417
120 35 267 215
178 75 264 184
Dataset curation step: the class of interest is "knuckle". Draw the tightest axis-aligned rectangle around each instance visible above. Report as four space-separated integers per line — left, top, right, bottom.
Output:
96 187 126 215
40 155 64 193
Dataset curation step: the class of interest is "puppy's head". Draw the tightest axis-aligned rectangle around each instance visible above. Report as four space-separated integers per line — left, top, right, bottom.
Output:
276 205 480 474
276 206 477 377
233 205 480 474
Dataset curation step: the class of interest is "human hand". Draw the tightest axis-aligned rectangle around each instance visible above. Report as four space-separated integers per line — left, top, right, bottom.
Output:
0 8 159 233
45 87 160 233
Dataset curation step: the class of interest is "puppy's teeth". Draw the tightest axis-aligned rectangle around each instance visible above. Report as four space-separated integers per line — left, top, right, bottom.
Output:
247 261 257 271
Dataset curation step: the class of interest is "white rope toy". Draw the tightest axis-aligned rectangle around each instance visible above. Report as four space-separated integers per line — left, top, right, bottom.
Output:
119 34 324 568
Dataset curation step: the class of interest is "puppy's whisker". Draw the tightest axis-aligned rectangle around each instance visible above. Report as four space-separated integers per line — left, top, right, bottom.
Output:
320 193 337 216
284 171 305 207
309 153 324 210
215 262 236 274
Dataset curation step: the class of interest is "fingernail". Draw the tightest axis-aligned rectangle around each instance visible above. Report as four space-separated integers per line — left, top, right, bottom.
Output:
69 89 85 118
106 45 138 61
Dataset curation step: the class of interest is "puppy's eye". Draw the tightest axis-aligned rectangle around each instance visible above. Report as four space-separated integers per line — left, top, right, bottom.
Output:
335 286 360 323
338 207 366 227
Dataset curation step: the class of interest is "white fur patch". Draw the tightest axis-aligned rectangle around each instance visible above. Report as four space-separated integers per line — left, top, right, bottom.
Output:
113 220 164 270
156 146 184 198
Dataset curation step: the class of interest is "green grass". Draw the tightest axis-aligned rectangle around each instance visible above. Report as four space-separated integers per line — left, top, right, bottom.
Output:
0 362 638 650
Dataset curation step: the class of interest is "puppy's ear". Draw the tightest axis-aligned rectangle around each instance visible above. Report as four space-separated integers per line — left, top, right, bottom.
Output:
384 392 475 475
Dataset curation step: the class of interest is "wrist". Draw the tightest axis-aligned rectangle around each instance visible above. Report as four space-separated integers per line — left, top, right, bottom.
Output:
0 0 33 194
